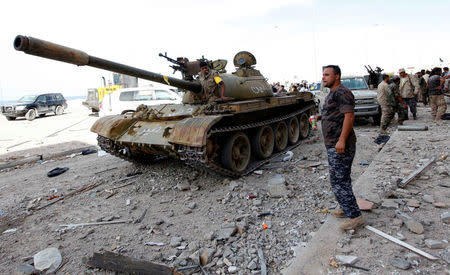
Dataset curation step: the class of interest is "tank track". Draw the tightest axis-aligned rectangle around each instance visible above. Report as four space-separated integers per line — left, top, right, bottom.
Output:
97 136 157 164
179 103 316 177
97 103 316 177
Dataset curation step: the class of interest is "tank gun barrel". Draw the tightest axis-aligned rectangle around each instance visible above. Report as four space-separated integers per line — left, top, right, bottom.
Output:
13 35 202 93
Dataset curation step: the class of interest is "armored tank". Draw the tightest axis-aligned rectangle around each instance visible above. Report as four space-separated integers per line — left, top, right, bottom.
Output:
14 35 317 177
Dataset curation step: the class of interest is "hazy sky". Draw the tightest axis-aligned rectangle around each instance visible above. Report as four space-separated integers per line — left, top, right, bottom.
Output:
1 0 449 101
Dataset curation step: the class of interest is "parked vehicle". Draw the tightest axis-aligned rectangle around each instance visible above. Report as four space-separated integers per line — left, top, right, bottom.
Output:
99 87 182 117
82 88 100 112
1 93 67 121
314 76 381 125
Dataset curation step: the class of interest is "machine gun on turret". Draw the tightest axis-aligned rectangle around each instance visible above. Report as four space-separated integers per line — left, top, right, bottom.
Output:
364 65 384 89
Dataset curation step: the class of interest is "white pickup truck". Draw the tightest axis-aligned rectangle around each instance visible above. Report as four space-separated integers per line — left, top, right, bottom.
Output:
314 76 381 125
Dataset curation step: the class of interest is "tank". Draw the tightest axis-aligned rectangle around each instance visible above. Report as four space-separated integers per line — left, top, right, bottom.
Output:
14 35 317 177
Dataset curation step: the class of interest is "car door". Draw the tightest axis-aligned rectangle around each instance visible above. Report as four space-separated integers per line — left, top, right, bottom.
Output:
35 95 48 114
46 95 55 113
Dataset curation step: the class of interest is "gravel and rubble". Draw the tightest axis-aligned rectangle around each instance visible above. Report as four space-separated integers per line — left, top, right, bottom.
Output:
0 106 448 274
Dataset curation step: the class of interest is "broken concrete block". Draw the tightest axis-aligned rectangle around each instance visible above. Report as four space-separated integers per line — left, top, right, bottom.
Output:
425 239 446 249
422 194 434 204
382 199 399 209
389 257 411 270
357 199 374 210
335 255 358 265
441 212 450 223
406 200 420 208
33 247 62 273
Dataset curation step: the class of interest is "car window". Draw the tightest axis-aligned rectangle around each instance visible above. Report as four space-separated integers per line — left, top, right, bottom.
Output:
55 94 63 100
341 78 368 90
18 95 37 103
155 90 173 100
135 90 154 101
46 96 53 101
119 91 137 101
37 95 47 103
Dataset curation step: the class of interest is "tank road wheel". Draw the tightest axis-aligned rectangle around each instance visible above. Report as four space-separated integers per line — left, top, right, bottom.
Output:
222 132 251 173
287 117 300 144
273 121 288 151
251 125 274 159
299 113 310 139
25 109 37 121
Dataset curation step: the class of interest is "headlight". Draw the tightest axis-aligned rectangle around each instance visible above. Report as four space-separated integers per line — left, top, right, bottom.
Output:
15 106 25 111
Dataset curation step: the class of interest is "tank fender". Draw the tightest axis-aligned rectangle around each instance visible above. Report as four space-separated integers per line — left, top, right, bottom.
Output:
168 116 222 147
91 115 138 140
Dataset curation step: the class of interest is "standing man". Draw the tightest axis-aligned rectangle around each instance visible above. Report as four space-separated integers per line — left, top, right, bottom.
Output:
380 76 405 133
416 71 428 105
316 65 365 231
428 67 447 121
377 74 390 134
198 61 227 103
398 68 419 120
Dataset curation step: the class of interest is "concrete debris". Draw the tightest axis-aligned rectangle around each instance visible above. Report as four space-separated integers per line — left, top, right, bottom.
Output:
357 199 374 210
335 255 359 265
422 194 434 204
424 239 446 249
441 212 450 223
33 247 62 273
267 174 289 198
381 199 399 209
169 236 183 247
227 266 238 273
16 263 36 275
389 257 411 270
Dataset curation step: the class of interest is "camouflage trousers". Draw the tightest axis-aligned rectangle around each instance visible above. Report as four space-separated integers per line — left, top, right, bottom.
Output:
380 105 405 130
430 94 447 120
326 144 361 219
402 97 417 118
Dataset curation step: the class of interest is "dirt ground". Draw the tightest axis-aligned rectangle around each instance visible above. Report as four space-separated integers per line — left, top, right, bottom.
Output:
0 100 448 274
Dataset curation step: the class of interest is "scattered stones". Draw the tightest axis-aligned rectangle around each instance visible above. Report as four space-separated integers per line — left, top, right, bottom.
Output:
357 199 374 210
216 225 237 241
438 182 450 188
433 202 446 208
247 258 258 270
223 257 232 267
227 266 238 273
253 170 263 175
170 236 183 247
335 255 358 265
267 174 289 198
200 248 215 266
396 232 406 241
424 239 446 249
229 181 240 191
176 181 190 191
381 199 399 209
389 257 411 270
405 219 424 234
406 200 420 208
187 202 197 209
33 247 62 273
422 194 434 204
441 212 450 223
252 199 262 206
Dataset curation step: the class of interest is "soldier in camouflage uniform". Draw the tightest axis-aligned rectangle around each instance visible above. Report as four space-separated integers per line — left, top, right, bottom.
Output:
377 75 390 134
379 76 405 133
197 61 227 103
399 68 419 119
316 65 365 231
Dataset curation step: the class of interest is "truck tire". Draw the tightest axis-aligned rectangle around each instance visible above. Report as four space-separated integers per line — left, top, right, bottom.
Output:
25 109 37 121
55 105 64 115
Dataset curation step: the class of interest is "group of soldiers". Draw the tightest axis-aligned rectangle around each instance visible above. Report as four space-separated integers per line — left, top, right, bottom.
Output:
271 82 309 93
377 67 449 134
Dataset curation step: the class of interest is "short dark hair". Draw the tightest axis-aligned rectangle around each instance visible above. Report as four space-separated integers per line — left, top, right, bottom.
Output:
444 67 449 71
432 67 442 75
323 65 341 76
382 74 389 80
393 76 400 83
199 61 208 67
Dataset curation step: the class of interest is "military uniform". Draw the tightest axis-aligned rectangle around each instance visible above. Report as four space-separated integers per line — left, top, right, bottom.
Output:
198 69 222 103
399 74 419 119
418 77 428 105
380 82 405 131
377 81 390 132
428 75 447 120
321 85 361 219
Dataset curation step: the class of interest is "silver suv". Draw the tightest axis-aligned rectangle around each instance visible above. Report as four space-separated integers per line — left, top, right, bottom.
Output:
315 76 381 125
